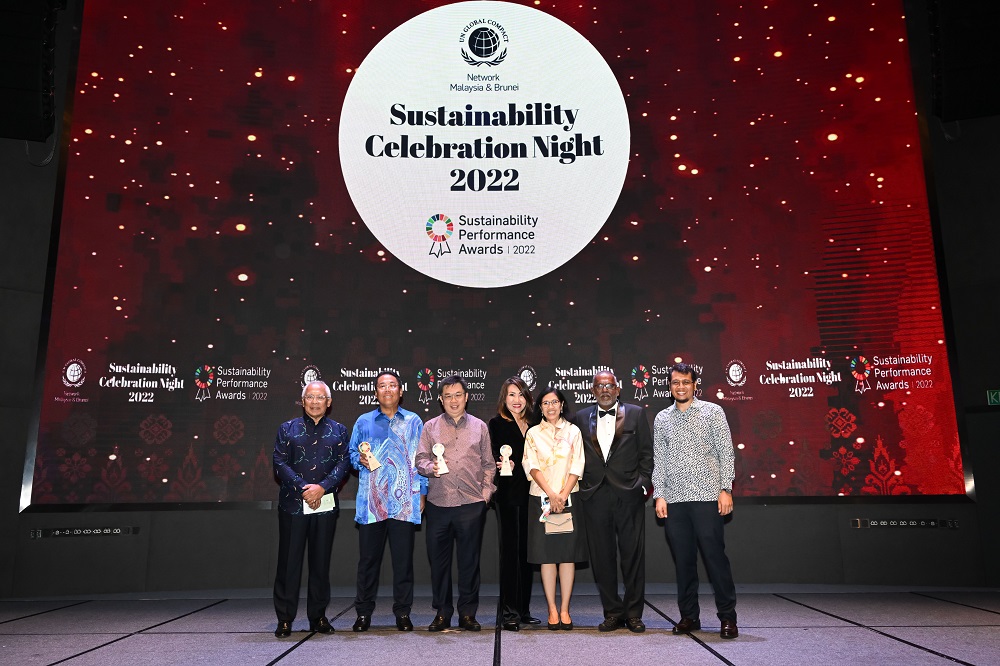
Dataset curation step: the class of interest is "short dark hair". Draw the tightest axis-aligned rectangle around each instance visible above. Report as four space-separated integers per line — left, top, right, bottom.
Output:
438 374 468 412
668 363 700 383
496 376 535 422
535 386 568 419
376 370 401 386
375 370 403 405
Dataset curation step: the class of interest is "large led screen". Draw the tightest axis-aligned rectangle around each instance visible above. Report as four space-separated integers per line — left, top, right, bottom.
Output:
27 0 965 508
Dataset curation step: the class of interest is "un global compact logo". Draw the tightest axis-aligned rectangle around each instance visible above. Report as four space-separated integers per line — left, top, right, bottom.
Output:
725 360 748 387
459 19 508 66
426 214 454 257
62 358 87 388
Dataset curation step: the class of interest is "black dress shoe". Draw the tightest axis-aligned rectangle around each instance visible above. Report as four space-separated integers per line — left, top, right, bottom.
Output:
396 615 414 631
310 616 334 634
547 621 560 631
352 615 370 632
598 616 623 632
274 620 292 638
502 620 520 631
672 617 701 635
521 615 541 625
720 619 739 639
459 615 481 631
428 615 450 632
626 617 645 633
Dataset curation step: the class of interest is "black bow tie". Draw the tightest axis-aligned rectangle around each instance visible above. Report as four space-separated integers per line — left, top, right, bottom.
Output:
598 408 616 418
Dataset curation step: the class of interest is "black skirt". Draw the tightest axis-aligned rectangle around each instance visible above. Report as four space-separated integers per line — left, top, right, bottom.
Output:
527 494 588 564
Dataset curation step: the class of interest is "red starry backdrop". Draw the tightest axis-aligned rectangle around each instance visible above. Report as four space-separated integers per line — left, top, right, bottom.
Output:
30 0 964 506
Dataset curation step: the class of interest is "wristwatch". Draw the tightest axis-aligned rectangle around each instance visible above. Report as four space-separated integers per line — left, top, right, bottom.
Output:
721 488 732 494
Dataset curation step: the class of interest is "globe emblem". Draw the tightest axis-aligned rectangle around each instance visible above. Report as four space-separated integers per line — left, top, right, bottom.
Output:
62 359 86 387
66 363 83 384
518 365 537 391
726 360 747 387
468 27 500 58
728 364 743 383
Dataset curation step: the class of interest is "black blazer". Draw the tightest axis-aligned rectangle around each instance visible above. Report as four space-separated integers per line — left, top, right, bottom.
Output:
488 414 533 507
571 402 653 502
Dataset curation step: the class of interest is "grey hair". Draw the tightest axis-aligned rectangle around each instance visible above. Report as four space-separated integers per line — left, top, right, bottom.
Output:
301 380 331 399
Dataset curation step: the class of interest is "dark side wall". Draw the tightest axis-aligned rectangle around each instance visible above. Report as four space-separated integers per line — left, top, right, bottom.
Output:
1 0 998 598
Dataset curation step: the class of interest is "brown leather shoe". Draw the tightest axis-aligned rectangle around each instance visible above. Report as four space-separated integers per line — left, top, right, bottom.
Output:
672 617 701 634
720 619 739 639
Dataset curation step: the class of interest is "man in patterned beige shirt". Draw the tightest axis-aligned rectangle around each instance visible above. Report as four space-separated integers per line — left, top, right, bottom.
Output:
652 362 738 639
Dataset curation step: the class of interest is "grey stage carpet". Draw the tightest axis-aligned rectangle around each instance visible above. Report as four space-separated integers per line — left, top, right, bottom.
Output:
1 585 998 665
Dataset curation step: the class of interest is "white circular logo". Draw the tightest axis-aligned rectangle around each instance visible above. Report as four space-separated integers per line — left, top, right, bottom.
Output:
62 359 86 387
340 1 630 288
517 364 538 392
300 365 321 387
725 360 747 387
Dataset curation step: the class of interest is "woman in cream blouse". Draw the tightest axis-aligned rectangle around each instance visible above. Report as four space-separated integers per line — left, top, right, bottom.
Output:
523 386 587 630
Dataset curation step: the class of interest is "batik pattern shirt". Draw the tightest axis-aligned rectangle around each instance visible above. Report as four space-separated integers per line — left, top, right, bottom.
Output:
273 415 350 514
349 407 427 525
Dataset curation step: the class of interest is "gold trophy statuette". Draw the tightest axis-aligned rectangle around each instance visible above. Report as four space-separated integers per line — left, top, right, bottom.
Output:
359 441 381 470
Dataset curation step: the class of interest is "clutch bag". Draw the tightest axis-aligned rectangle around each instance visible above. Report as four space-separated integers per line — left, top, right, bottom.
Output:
544 511 574 534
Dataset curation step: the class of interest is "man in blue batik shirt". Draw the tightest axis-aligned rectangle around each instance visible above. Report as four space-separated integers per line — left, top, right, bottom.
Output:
272 380 349 638
349 370 427 632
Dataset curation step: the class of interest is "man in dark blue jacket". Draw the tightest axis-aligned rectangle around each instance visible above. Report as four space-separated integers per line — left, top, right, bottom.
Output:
272 380 350 637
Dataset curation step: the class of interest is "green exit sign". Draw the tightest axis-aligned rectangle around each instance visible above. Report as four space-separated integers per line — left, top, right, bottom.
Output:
989 390 1000 406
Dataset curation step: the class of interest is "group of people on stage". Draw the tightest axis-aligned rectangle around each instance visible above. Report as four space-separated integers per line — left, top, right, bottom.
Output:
271 364 739 641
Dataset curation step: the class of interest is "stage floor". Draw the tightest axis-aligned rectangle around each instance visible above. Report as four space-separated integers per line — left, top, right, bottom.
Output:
2 585 998 665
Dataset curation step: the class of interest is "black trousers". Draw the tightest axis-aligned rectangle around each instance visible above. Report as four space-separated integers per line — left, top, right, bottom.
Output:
424 501 486 619
664 500 737 623
582 483 646 619
273 509 338 622
495 501 533 622
354 518 416 617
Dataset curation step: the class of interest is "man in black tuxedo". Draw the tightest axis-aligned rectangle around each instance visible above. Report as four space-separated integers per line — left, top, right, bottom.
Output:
571 370 654 632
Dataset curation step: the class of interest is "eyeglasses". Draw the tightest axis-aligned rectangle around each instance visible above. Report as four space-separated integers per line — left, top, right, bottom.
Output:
541 400 561 407
669 380 695 387
303 395 329 402
595 383 618 390
441 391 466 400
376 383 399 390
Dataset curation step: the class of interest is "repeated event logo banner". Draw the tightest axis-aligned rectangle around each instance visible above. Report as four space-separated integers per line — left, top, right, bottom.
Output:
339 1 630 288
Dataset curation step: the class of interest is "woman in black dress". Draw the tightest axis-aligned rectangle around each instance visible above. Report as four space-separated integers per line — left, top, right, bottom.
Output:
488 376 540 631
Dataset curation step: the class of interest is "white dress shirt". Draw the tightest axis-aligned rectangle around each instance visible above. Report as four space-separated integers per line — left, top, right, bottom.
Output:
596 401 618 461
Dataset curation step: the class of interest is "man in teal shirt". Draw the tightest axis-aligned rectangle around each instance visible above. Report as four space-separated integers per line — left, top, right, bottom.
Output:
349 370 427 632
